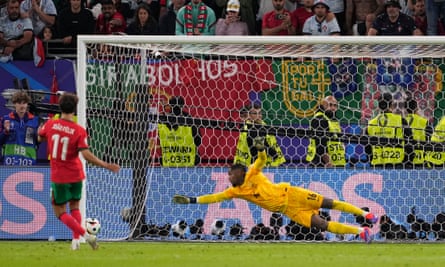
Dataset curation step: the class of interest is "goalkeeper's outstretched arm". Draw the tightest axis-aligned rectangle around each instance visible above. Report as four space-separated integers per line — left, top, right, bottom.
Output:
172 192 230 204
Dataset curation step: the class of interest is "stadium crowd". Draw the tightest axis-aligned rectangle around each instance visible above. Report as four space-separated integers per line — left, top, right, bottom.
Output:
0 0 444 62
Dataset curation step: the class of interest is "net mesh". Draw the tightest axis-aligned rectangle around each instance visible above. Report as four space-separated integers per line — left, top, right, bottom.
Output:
79 36 445 241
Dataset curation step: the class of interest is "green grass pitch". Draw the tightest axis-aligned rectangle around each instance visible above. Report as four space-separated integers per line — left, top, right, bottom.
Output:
2 241 445 267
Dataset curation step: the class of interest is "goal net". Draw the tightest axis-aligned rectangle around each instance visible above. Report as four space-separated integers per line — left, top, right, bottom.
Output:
77 36 445 242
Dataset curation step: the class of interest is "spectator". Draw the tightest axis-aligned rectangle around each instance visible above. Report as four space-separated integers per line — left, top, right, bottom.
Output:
345 0 382 35
215 0 249 35
159 0 186 34
216 0 257 35
114 0 134 23
365 93 413 168
95 0 127 34
38 25 54 41
57 0 95 48
400 0 413 15
53 0 87 13
368 0 423 35
0 91 40 166
158 96 201 166
425 0 445 35
323 0 345 34
175 0 216 35
292 0 314 34
239 104 250 122
302 0 340 35
411 0 427 34
126 3 159 35
234 103 286 167
306 96 346 167
20 0 57 36
405 96 432 168
426 116 445 167
257 0 296 34
292 0 336 35
0 0 34 63
256 0 275 34
159 0 170 19
262 0 297 35
234 105 252 165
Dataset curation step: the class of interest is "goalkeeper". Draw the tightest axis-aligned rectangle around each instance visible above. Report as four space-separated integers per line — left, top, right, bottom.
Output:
173 137 377 243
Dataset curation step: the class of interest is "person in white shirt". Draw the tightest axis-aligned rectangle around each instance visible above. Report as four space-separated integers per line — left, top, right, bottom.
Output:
302 0 341 35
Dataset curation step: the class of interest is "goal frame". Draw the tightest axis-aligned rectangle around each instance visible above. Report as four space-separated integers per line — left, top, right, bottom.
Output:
76 35 445 241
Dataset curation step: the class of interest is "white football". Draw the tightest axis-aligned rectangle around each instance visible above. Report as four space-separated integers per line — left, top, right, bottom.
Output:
85 218 101 235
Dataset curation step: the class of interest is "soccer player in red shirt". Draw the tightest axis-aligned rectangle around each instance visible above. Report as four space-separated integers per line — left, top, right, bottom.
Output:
38 93 120 250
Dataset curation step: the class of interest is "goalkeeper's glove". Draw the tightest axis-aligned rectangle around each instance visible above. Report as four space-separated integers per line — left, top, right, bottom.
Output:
253 136 266 151
172 194 197 204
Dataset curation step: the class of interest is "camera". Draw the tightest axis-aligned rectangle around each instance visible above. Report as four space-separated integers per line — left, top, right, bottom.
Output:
275 13 286 20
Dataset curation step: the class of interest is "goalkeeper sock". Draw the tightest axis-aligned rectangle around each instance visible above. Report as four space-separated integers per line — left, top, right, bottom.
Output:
331 200 366 216
59 212 86 236
327 221 360 235
71 209 82 239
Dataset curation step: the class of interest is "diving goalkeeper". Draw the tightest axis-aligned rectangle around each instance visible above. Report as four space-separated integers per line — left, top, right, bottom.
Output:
172 138 377 243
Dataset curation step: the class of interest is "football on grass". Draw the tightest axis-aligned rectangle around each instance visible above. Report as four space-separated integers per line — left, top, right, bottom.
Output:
85 218 101 235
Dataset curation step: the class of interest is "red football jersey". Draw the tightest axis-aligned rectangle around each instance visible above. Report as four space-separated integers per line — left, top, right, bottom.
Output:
262 10 296 36
39 119 88 183
95 11 127 34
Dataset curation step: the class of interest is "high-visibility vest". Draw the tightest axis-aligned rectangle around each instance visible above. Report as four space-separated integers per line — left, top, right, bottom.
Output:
234 122 286 167
233 124 252 166
367 113 404 165
426 116 445 165
306 112 346 166
158 124 196 167
405 113 427 165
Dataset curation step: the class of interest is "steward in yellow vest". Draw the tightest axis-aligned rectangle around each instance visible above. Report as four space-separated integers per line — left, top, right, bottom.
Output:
159 96 201 166
234 104 286 167
306 112 346 167
306 96 346 167
426 116 445 167
365 93 412 168
404 97 432 167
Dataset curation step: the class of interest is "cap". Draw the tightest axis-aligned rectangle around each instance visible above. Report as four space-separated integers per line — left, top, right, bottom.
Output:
384 0 402 9
226 0 240 12
312 0 330 11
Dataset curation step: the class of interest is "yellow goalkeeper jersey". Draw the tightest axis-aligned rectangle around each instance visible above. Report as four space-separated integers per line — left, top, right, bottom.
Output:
197 151 290 213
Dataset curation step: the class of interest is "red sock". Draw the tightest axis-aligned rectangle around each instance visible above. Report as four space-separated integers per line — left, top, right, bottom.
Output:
59 212 85 237
71 209 82 239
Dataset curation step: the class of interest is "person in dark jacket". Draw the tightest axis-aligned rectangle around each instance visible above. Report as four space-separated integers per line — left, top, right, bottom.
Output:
159 0 186 35
125 3 158 35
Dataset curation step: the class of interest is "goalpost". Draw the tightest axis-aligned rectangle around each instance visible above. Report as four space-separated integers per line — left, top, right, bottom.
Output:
77 36 445 241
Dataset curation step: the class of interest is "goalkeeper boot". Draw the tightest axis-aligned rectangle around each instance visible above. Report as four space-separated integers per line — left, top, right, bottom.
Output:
71 239 80 250
84 233 99 250
365 213 378 224
359 227 372 244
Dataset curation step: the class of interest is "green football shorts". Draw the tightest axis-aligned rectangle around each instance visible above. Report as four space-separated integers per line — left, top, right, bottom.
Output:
51 181 83 205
